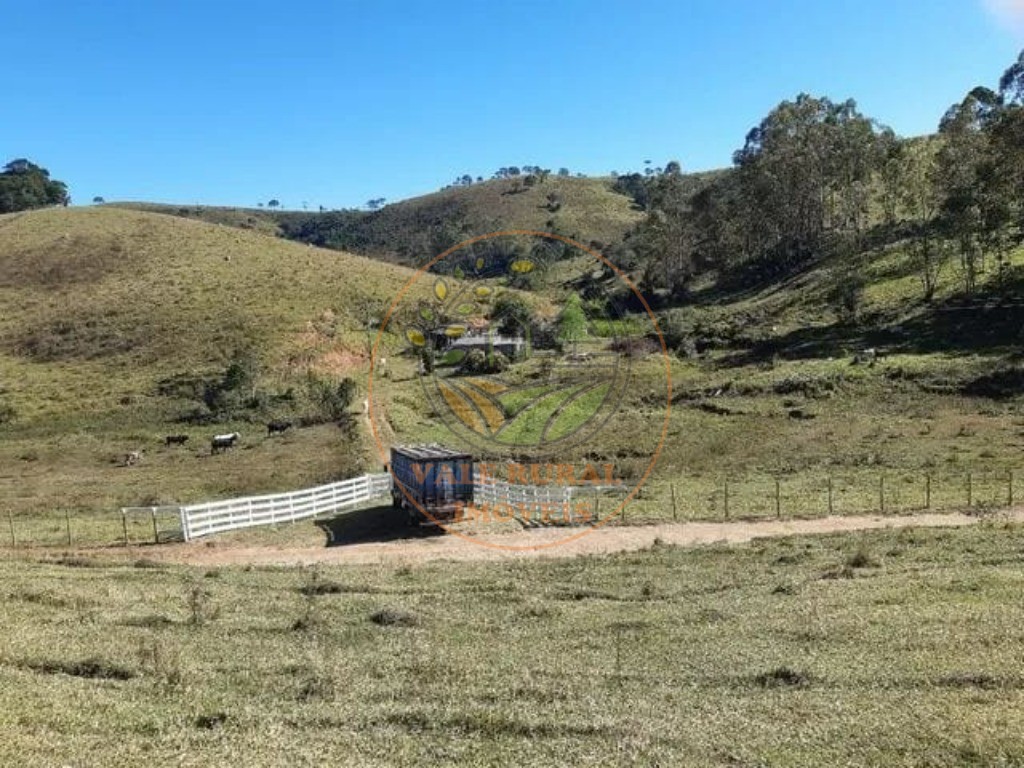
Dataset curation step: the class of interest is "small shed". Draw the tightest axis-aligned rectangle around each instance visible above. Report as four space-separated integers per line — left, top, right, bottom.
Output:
447 332 525 359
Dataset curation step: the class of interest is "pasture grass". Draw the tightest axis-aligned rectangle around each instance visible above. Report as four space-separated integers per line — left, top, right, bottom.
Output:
1 206 1021 545
2 523 1024 765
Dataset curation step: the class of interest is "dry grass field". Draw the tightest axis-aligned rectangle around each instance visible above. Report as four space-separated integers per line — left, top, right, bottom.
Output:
3 522 1024 766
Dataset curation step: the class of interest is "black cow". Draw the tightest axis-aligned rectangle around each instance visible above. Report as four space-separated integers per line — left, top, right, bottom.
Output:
165 434 189 447
267 420 292 436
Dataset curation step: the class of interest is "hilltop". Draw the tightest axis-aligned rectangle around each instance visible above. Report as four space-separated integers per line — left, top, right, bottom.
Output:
115 174 647 264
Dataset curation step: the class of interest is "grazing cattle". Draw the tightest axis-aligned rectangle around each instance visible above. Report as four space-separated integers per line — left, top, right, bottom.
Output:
123 450 142 467
211 432 240 454
165 434 189 447
267 420 292 435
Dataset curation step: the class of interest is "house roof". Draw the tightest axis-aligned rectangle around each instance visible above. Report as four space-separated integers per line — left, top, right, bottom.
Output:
449 333 524 348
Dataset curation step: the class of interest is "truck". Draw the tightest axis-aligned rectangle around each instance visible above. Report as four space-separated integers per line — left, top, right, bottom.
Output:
389 444 474 525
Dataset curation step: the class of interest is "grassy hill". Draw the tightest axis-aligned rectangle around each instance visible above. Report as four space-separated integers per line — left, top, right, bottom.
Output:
114 175 645 264
111 201 282 237
0 206 425 518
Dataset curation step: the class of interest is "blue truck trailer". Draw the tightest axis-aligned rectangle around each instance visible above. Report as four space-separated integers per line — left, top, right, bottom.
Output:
389 444 474 525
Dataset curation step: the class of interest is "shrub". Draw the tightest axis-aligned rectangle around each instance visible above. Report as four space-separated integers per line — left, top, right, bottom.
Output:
370 607 420 627
754 666 811 688
460 349 509 374
305 374 357 423
27 657 135 681
297 580 345 596
845 543 878 569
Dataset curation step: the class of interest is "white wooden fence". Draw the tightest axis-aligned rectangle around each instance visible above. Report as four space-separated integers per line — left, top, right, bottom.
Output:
178 473 392 541
472 474 624 526
160 469 625 542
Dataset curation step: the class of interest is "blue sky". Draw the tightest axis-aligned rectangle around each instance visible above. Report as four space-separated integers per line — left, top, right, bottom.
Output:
4 1 1022 209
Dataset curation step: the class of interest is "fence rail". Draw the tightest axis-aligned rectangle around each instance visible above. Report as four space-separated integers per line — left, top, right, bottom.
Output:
178 473 392 541
472 474 625 526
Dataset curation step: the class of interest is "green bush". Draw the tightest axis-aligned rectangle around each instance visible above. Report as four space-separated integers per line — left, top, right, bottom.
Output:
460 349 509 374
305 374 358 422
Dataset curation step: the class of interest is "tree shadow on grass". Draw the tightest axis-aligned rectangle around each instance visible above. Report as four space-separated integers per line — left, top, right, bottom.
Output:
315 503 446 547
718 299 1023 368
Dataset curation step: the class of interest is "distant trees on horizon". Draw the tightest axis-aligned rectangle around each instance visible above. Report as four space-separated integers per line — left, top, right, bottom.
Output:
0 159 70 213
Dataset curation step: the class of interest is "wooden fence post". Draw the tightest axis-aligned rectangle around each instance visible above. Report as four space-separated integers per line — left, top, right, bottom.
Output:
151 508 159 544
967 472 973 508
827 477 834 516
775 479 781 519
925 474 931 510
122 512 129 547
1010 471 1015 507
724 479 730 520
594 496 600 523
671 484 678 522
879 476 885 514
65 510 72 546
8 511 15 548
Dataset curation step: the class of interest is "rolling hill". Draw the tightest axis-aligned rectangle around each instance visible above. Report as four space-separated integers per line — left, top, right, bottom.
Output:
0 206 426 516
114 174 646 264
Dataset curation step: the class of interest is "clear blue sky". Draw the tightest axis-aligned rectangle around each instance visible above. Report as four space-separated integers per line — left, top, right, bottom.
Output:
4 1 1022 209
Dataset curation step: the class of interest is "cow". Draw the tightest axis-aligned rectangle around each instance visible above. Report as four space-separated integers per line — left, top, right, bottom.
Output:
267 420 292 436
123 450 142 467
165 434 189 447
211 432 240 454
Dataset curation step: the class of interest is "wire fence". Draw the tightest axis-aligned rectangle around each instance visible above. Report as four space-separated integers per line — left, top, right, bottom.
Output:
609 469 1018 525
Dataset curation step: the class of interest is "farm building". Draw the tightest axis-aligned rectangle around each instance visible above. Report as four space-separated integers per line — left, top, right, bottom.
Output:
442 331 526 358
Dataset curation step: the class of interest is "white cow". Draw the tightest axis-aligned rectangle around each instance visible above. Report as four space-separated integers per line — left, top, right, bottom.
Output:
211 432 241 454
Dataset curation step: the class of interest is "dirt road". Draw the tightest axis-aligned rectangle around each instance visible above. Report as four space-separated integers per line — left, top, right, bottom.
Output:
120 509 1023 568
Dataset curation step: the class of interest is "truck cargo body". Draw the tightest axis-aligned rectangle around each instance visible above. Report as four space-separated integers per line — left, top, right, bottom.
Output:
389 444 474 525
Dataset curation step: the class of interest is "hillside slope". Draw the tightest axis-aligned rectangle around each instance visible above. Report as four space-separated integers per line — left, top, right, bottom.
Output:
115 175 645 264
0 207 416 411
0 207 422 514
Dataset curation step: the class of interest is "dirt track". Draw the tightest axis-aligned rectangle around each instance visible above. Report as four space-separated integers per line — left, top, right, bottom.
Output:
129 509 1024 568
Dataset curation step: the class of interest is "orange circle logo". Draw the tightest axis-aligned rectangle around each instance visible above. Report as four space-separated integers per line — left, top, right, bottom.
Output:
368 231 671 551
